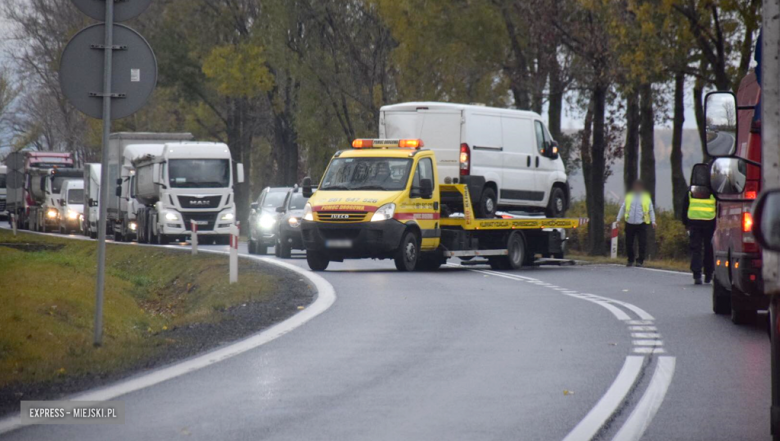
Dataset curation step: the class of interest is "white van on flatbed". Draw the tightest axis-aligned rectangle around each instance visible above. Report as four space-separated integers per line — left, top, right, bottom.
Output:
379 102 569 217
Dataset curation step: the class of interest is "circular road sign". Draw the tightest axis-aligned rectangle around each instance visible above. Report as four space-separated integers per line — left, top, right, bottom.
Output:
71 0 153 23
60 24 157 120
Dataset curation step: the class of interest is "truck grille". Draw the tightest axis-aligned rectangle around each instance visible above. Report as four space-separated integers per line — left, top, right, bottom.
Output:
181 212 218 231
178 195 222 209
314 211 368 223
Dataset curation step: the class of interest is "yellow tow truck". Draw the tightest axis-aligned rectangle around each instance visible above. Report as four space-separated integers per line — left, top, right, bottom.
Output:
300 139 585 271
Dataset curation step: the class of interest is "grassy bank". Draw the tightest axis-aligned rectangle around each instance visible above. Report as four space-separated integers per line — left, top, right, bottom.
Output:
569 251 689 272
0 229 306 402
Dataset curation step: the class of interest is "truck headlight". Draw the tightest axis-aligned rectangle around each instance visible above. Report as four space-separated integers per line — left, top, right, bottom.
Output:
371 203 396 222
47 209 58 219
165 211 180 221
303 203 313 221
288 217 300 227
67 210 79 220
220 212 235 221
129 221 138 231
258 215 276 229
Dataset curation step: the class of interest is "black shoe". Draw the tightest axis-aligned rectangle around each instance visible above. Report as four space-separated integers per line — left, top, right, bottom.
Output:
694 278 703 285
635 262 644 268
704 275 712 284
626 262 634 267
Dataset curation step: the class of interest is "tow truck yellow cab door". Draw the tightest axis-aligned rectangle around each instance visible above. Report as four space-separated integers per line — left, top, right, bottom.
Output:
403 155 440 250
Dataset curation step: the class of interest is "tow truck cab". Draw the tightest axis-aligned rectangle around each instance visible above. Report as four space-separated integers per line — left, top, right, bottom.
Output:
301 139 582 272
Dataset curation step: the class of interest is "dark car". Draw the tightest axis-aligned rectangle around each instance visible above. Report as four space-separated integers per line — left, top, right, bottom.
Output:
274 187 309 258
248 187 290 255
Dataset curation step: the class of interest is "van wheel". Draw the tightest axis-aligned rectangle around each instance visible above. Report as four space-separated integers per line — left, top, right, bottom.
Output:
545 187 566 218
712 274 731 315
307 250 329 271
476 187 497 218
394 230 420 272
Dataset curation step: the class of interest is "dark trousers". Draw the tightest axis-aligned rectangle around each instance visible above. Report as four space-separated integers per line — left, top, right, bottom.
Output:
625 223 648 264
689 222 715 279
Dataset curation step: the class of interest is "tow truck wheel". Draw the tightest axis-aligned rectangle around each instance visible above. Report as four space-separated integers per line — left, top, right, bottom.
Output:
506 231 527 270
394 230 420 272
712 275 731 315
307 250 329 271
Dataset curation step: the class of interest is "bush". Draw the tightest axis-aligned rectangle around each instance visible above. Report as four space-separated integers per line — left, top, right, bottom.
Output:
566 199 688 261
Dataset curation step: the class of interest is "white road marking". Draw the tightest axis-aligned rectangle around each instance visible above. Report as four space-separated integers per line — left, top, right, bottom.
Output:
629 326 657 331
0 229 337 436
632 347 666 354
633 340 664 346
626 320 654 325
562 356 645 441
611 357 676 441
631 333 662 339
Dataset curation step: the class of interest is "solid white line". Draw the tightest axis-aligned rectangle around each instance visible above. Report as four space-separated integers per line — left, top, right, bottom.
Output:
562 356 645 441
611 357 676 441
0 230 337 436
632 348 666 354
631 333 662 339
633 340 664 346
626 320 654 325
628 326 657 331
585 295 655 321
585 300 632 321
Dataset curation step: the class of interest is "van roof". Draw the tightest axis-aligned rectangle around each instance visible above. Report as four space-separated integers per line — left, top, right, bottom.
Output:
380 102 542 119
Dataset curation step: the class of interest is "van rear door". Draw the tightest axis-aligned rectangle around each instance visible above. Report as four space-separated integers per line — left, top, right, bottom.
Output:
500 116 541 205
381 108 461 182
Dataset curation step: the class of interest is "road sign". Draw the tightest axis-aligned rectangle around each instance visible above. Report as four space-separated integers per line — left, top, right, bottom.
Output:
60 23 157 120
71 0 153 22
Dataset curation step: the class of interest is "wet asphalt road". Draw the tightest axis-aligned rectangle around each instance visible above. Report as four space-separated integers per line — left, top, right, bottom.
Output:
0 239 771 441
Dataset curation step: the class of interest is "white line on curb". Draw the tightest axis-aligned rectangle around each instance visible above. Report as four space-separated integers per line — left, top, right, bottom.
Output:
611 357 676 441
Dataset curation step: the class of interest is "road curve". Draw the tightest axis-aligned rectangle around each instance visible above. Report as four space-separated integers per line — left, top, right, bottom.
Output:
0 235 771 441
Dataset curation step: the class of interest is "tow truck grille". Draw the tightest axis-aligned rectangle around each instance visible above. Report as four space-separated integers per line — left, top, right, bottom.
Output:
314 211 368 223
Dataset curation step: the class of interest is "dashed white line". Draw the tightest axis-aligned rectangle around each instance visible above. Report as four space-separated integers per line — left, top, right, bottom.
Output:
633 340 664 346
629 326 657 331
631 333 662 339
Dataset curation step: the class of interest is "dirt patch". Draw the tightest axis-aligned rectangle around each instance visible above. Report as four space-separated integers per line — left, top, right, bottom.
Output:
0 242 65 253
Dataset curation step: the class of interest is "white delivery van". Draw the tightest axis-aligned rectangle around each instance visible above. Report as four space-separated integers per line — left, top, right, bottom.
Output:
379 102 569 217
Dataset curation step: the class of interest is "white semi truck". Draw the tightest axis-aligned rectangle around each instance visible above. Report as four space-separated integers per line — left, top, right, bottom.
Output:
107 132 195 241
133 142 244 245
82 163 101 238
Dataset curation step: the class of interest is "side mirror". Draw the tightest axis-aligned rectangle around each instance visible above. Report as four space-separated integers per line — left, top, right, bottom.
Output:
89 198 96 207
548 140 560 159
704 91 738 157
236 163 245 184
302 177 313 198
754 190 780 251
420 178 434 199
115 185 122 198
59 199 66 206
251 202 259 211
710 157 748 199
116 178 122 186
276 206 286 213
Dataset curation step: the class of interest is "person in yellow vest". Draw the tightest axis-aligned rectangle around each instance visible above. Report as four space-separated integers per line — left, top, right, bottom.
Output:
682 186 717 285
616 180 656 267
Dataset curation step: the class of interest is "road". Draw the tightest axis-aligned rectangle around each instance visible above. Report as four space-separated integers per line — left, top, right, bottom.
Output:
708 131 736 156
0 238 771 440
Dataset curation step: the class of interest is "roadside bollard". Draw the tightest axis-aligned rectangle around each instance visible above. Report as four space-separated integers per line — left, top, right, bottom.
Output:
11 214 17 236
610 222 618 259
229 222 239 284
191 220 198 255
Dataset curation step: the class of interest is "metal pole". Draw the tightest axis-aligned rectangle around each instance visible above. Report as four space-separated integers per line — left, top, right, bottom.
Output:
94 0 114 347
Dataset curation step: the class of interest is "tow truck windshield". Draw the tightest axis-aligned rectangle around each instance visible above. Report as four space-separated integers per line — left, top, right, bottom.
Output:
320 157 412 191
168 159 230 188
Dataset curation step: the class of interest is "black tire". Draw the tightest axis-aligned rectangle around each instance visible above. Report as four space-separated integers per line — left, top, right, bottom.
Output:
394 230 420 271
307 250 329 271
278 236 292 259
157 233 170 245
506 231 527 270
256 242 268 255
248 239 256 255
712 275 731 315
731 307 757 325
545 187 567 218
476 187 497 219
488 257 510 270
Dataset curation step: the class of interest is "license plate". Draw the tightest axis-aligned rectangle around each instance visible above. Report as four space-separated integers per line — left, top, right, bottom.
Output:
325 239 352 249
192 220 208 225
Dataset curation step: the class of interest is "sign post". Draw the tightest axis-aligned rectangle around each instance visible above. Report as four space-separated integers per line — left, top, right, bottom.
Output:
229 222 239 284
61 0 156 347
191 220 198 255
11 214 16 236
610 222 618 259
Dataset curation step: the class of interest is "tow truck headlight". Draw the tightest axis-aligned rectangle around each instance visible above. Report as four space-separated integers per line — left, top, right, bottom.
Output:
288 217 300 227
303 203 313 221
67 210 79 220
258 215 276 230
165 211 180 222
220 212 235 221
47 209 58 219
371 203 396 222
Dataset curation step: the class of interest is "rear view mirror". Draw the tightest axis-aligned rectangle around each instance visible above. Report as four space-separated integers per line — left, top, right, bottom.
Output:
548 140 560 159
115 185 122 198
704 91 738 157
753 190 780 251
250 202 259 211
116 178 122 186
710 157 747 196
302 177 313 198
276 206 286 213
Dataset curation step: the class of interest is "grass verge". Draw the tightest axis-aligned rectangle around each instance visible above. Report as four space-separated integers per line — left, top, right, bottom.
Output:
569 251 690 273
0 229 313 411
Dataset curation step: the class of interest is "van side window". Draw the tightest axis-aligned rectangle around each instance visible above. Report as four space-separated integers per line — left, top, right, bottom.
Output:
411 158 434 193
534 121 547 153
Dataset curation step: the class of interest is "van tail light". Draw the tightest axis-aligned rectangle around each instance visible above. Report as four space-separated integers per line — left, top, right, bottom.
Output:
460 143 470 176
744 181 758 200
743 211 753 233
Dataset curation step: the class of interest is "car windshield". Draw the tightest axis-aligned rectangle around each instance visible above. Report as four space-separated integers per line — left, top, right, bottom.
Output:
320 157 412 191
262 191 287 209
67 189 84 204
288 192 308 210
168 159 230 188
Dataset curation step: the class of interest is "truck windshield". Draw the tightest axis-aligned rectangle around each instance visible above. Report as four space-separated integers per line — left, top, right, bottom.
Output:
68 189 84 204
320 157 412 191
168 159 230 188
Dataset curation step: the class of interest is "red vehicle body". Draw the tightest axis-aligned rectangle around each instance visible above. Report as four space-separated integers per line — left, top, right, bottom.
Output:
711 71 768 322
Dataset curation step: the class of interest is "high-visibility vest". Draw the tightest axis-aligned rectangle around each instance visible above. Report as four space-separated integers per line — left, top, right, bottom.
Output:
625 192 652 224
687 193 716 221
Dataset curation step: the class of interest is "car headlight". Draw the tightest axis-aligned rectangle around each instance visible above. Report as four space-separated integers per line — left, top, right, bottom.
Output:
220 212 235 221
47 209 58 219
67 210 79 220
303 203 313 221
370 203 396 222
288 217 300 227
165 211 180 221
258 215 276 229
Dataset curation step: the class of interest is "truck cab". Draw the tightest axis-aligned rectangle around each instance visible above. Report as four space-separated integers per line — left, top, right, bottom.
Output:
37 168 83 232
57 179 84 234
